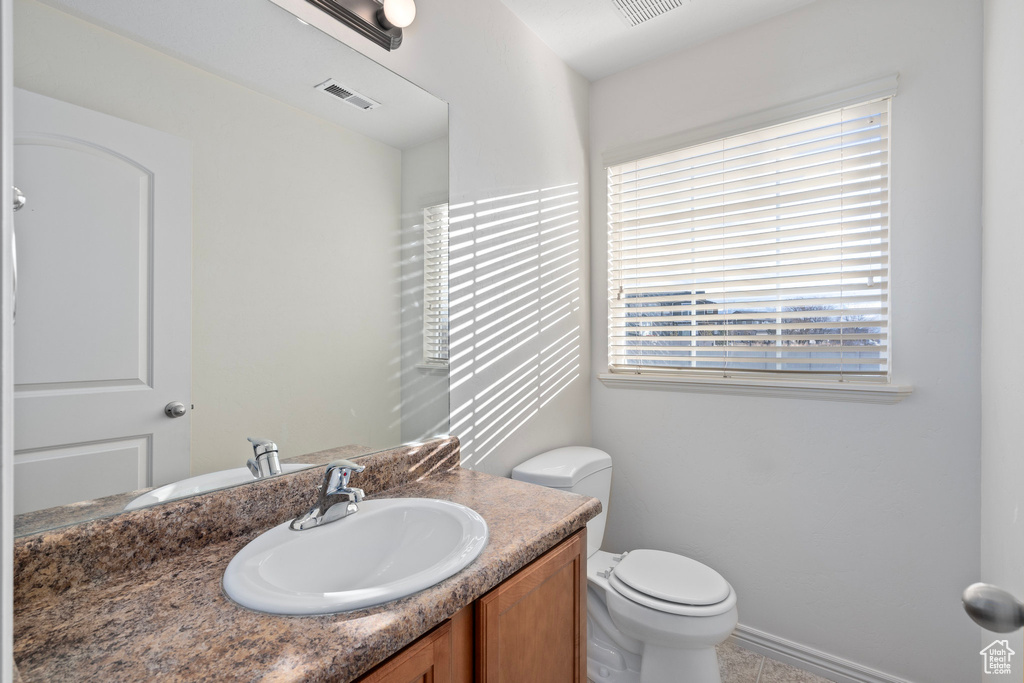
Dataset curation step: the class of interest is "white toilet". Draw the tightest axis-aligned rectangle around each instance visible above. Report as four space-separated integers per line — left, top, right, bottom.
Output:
511 446 738 683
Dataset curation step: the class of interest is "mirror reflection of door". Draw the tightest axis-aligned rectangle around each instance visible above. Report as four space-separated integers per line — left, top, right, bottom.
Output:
10 0 449 529
13 88 191 514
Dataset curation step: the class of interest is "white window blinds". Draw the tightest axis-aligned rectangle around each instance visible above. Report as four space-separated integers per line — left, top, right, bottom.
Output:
607 99 891 380
423 203 449 365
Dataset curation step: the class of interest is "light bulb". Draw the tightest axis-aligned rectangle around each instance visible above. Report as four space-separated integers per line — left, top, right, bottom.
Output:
381 0 416 28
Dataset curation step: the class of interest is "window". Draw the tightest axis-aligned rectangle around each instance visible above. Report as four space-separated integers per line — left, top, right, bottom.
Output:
607 98 891 384
422 203 449 366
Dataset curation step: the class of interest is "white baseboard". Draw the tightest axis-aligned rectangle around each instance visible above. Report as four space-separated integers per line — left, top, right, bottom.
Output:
729 624 911 683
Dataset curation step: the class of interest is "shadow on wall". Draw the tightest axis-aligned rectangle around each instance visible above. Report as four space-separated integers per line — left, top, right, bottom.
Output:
448 183 583 467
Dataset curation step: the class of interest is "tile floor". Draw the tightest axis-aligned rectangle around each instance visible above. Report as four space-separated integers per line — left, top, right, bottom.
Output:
717 641 836 683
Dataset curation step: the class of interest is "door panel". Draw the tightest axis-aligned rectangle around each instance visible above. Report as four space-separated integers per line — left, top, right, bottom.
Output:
13 436 148 514
14 137 150 387
12 88 191 513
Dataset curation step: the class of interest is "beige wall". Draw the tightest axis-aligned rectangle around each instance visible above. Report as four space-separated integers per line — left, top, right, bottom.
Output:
14 0 403 475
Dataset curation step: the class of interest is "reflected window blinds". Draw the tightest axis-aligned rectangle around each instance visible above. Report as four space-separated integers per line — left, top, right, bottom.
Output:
607 99 891 380
423 203 450 364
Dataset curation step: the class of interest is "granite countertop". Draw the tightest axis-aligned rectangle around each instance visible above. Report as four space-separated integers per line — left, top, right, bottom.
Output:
13 438 601 682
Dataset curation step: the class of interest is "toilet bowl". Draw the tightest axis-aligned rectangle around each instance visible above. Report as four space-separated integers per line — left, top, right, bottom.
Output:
511 447 738 683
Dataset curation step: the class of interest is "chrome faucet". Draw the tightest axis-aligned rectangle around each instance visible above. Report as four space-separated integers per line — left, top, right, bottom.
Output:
246 437 282 479
290 459 366 531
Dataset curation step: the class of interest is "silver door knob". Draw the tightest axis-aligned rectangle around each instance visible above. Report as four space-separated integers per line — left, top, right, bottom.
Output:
164 402 187 418
963 583 1024 633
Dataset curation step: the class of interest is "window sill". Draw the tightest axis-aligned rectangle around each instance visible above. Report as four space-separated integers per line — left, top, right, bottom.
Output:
597 372 913 404
416 362 449 376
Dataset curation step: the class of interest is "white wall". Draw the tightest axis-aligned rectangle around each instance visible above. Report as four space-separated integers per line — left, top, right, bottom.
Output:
589 2 982 681
980 0 1024 673
400 135 450 442
272 0 592 476
14 0 404 475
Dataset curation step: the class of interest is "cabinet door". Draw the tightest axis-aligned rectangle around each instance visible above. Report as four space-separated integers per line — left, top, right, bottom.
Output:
359 621 452 683
451 603 475 683
476 530 586 683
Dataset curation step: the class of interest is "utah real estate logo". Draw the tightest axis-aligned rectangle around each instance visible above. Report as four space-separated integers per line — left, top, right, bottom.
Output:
980 640 1015 675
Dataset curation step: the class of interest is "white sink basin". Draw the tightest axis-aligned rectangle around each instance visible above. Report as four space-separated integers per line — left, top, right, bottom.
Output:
223 497 488 615
124 464 311 510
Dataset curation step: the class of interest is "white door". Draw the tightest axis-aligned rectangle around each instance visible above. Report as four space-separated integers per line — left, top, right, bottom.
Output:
12 88 191 514
968 2 1024 675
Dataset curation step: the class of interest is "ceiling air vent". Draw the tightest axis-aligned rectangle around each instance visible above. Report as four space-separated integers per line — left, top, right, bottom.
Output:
612 0 685 27
314 79 381 110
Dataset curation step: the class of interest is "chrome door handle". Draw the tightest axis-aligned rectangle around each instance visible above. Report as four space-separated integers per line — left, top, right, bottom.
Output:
963 583 1024 633
164 402 187 418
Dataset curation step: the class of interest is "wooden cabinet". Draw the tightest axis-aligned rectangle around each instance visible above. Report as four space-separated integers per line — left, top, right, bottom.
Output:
356 530 586 683
476 530 586 683
358 604 475 683
358 622 452 683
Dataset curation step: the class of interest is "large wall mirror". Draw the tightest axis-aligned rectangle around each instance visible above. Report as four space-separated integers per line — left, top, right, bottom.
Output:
12 0 449 534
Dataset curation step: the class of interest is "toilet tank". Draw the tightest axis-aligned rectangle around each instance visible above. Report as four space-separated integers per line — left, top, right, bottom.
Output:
511 446 612 558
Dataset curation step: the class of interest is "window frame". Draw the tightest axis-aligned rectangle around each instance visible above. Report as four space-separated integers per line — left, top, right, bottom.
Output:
599 76 911 403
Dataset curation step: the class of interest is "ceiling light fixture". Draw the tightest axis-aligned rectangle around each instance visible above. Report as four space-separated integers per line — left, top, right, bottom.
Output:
303 0 416 51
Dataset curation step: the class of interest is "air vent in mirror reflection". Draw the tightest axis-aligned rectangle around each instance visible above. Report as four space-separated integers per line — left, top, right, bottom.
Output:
314 79 381 110
611 0 684 27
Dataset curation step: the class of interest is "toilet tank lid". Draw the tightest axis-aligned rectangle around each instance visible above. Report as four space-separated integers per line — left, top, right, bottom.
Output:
511 446 612 487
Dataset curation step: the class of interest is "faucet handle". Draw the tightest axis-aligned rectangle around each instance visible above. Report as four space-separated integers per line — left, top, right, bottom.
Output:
246 437 282 478
247 437 278 456
290 459 368 531
327 459 365 489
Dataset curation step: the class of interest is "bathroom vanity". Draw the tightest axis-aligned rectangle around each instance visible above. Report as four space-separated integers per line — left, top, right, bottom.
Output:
358 529 585 682
12 437 598 682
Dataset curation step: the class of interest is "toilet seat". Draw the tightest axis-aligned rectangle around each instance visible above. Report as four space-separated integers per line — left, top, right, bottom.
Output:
605 549 737 617
614 549 730 606
608 573 735 617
